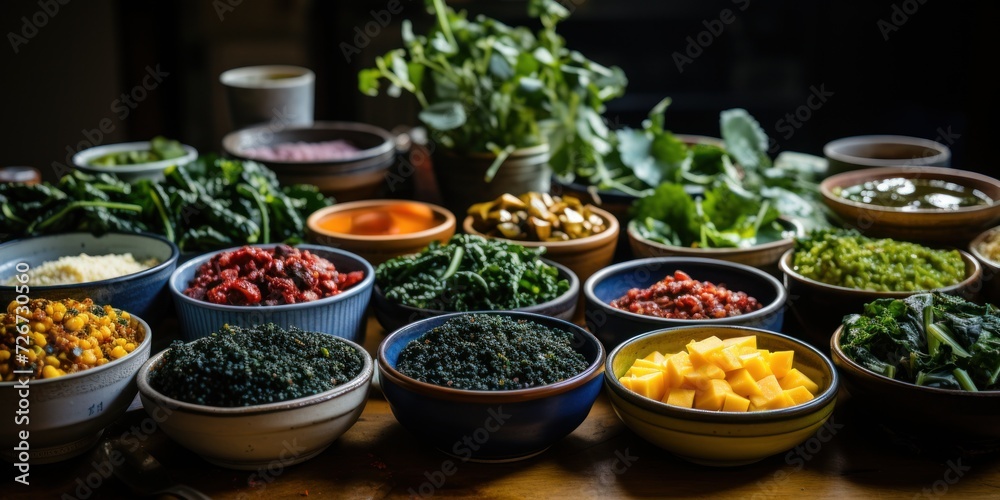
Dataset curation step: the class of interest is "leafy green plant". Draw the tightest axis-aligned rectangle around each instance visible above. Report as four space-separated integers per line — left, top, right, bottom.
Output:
358 0 626 181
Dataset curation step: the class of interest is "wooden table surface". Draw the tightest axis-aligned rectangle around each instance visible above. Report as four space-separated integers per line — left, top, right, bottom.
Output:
10 309 1000 500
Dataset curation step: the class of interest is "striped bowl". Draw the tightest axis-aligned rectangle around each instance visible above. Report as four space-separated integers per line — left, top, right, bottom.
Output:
168 244 374 341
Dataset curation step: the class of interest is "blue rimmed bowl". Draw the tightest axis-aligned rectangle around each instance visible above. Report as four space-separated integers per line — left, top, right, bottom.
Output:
168 244 374 341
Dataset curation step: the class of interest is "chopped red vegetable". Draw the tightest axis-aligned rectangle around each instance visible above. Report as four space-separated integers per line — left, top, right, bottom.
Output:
609 270 762 319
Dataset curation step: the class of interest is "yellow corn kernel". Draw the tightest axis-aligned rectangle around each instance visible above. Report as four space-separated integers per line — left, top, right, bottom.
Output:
32 321 47 333
79 339 91 350
87 336 100 348
42 365 60 379
110 346 127 359
33 332 47 347
97 358 108 366
45 355 60 367
44 304 54 316
124 343 136 353
0 350 9 361
81 350 98 365
0 365 9 376
114 338 126 346
25 350 36 362
64 315 85 333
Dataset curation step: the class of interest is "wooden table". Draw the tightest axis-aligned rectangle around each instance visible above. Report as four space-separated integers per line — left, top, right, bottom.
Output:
10 310 1000 500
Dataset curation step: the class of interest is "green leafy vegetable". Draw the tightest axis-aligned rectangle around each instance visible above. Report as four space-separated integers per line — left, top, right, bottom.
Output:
840 292 1000 391
89 136 187 166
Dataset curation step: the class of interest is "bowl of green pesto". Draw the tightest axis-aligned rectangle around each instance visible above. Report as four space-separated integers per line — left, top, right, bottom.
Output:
779 230 982 335
73 137 198 182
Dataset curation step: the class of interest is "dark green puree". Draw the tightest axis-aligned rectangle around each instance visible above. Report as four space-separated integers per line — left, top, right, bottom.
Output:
836 177 992 210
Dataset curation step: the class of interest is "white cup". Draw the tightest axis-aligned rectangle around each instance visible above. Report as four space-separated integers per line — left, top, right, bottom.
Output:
219 65 315 131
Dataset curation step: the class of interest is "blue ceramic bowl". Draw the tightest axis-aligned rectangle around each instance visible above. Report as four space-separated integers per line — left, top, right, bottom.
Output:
371 259 579 333
0 232 179 322
169 244 374 341
584 257 787 350
377 311 605 462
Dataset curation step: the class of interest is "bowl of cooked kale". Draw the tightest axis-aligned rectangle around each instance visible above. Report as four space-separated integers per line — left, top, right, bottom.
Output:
136 323 373 469
377 311 605 462
371 234 579 333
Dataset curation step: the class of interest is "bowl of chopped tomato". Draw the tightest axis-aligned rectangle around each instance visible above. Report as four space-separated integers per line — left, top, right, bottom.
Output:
168 243 375 341
583 257 787 350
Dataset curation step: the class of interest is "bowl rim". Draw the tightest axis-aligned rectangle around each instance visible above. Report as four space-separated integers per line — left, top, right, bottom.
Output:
778 247 982 297
461 203 620 250
830 323 997 398
218 64 315 89
625 215 803 256
372 256 580 318
168 243 375 312
307 199 457 243
604 324 839 422
0 312 153 386
72 141 199 173
583 256 788 325
0 232 180 292
969 225 1000 270
376 310 606 403
822 134 952 168
819 165 1000 215
136 333 374 415
221 120 395 166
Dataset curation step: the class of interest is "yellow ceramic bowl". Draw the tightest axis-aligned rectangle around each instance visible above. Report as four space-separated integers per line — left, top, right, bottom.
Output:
307 199 456 266
603 325 838 467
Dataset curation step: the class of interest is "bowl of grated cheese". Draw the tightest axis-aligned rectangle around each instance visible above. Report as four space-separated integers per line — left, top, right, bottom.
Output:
0 232 179 322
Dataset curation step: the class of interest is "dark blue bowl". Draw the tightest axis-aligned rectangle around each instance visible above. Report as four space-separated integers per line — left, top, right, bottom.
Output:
584 257 787 350
377 311 605 462
0 232 179 323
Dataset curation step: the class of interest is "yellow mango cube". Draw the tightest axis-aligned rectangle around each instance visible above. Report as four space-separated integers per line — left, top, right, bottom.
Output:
722 392 751 412
694 379 733 411
723 335 757 350
711 345 744 372
684 363 726 390
768 351 795 379
664 388 696 408
643 351 667 364
749 375 784 408
740 353 773 381
784 386 815 405
625 366 661 378
631 371 666 401
619 376 635 391
757 349 772 363
725 368 763 398
759 390 796 410
686 336 725 367
665 351 693 388
778 368 820 394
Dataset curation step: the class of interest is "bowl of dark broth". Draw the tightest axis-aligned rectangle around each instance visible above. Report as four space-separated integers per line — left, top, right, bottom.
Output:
820 166 1000 244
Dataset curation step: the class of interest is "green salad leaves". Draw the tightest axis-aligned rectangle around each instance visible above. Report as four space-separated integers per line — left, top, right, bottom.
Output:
840 293 1000 391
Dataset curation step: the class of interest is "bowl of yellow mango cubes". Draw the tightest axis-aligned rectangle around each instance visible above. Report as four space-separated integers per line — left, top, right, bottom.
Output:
603 325 838 466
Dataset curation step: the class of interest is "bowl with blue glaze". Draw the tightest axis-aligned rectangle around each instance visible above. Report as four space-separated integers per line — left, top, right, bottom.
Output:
168 243 374 341
377 311 605 462
0 232 179 323
584 257 787 350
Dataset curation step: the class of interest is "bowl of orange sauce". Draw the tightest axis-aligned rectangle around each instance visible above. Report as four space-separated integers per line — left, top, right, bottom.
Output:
307 200 457 266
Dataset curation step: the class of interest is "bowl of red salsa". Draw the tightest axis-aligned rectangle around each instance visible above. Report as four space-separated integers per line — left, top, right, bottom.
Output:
583 257 787 350
169 244 375 341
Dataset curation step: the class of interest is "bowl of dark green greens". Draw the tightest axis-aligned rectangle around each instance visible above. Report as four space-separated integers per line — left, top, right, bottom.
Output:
73 137 198 182
377 312 605 462
371 234 579 332
831 292 1000 445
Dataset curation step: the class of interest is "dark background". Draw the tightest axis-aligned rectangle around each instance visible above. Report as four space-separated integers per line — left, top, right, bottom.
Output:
0 0 994 182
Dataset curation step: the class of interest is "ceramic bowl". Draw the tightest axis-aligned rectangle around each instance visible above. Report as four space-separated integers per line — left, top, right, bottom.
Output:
584 257 787 350
779 248 983 339
968 225 1000 304
820 166 1000 244
372 259 579 333
136 335 373 470
823 135 951 175
72 141 198 182
0 232 179 323
168 244 374 341
830 325 1000 445
462 204 619 285
222 121 398 202
307 200 456 267
604 325 838 466
0 314 152 464
626 216 803 278
377 311 605 462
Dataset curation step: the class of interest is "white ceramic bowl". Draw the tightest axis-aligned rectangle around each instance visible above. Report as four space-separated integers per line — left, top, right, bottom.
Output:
136 336 373 470
73 140 198 182
0 314 153 464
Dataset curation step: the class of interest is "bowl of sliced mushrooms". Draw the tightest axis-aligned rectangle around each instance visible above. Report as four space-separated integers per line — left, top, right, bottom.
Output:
463 192 620 284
